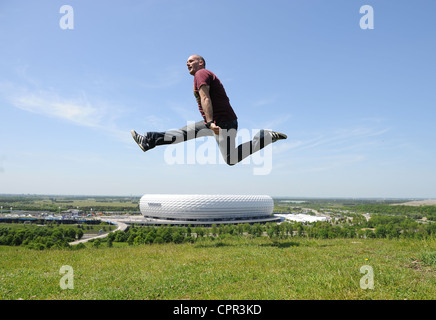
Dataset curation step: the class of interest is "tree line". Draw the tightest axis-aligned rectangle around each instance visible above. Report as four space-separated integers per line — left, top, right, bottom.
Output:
341 204 436 220
102 215 436 247
1 213 435 250
0 225 84 250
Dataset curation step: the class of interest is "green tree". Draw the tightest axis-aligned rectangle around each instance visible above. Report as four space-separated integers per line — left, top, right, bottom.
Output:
133 235 144 245
107 238 113 248
92 239 101 248
211 224 218 237
153 236 164 244
76 229 84 240
144 233 155 244
172 232 184 244
127 234 135 245
194 227 205 238
266 226 275 238
375 225 386 238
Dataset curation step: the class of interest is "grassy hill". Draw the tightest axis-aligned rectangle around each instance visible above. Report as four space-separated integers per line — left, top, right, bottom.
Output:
1 237 435 300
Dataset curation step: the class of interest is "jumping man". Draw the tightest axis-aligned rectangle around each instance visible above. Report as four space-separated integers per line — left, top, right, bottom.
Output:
131 55 287 166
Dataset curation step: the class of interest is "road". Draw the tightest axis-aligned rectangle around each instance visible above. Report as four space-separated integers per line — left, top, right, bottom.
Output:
69 217 129 245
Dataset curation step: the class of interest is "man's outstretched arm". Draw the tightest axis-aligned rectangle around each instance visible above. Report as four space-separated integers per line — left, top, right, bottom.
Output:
199 85 220 134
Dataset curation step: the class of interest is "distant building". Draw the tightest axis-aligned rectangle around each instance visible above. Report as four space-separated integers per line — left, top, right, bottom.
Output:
139 194 280 226
65 209 83 215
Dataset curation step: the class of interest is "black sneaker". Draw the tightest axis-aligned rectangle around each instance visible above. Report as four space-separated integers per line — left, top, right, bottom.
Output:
270 131 287 142
131 130 150 152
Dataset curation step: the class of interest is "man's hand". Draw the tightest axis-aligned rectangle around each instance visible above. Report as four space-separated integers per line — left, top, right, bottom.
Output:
209 122 220 135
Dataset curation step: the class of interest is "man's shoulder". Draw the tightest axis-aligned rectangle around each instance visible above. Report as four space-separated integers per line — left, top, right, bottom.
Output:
195 68 215 78
194 69 216 88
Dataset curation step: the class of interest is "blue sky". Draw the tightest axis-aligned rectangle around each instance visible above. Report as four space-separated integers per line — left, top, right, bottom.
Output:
0 0 435 198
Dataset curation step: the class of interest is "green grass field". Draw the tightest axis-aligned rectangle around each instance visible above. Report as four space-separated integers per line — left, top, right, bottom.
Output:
1 237 435 300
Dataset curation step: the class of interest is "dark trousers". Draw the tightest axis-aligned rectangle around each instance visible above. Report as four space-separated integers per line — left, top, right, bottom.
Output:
146 120 272 165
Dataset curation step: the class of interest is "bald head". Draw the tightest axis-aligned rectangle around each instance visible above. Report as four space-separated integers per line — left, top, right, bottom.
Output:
187 55 206 75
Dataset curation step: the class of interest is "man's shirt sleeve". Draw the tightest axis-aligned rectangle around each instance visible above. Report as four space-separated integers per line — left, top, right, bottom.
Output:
194 69 211 89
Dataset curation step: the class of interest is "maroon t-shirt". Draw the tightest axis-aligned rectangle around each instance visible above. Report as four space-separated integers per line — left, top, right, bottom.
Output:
193 69 237 123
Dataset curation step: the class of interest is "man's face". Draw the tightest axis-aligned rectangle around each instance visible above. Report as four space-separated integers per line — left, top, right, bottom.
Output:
187 55 203 75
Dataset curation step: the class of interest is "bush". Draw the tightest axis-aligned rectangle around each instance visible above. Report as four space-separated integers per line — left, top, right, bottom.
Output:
73 243 86 250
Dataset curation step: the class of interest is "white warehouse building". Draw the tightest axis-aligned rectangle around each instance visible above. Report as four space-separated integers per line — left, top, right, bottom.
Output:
139 194 280 226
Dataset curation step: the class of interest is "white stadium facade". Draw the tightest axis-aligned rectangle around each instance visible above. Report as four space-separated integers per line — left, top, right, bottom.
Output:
138 194 280 226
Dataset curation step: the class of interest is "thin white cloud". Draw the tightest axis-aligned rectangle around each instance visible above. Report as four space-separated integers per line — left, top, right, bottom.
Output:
271 124 391 175
1 82 130 143
295 126 390 152
13 93 103 128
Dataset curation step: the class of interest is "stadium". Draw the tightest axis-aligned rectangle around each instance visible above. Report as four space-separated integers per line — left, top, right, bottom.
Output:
138 194 280 226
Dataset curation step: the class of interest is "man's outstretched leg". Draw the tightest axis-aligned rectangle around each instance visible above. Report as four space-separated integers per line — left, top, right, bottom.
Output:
214 121 287 166
131 121 213 153
228 129 287 165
